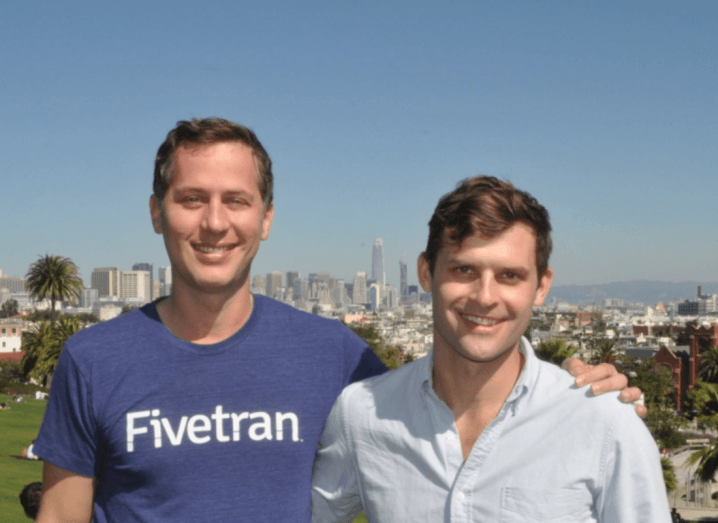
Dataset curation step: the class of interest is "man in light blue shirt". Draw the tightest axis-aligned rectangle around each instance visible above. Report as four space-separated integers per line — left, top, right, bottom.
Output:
312 176 670 522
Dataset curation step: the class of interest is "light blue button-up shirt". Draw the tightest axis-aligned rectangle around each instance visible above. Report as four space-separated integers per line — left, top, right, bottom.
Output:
312 338 670 522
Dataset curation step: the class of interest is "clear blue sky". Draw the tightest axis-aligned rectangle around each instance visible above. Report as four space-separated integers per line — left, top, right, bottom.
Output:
2 1 716 289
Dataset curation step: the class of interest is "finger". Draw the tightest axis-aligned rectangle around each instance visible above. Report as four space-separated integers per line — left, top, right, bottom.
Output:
585 370 627 395
574 363 619 388
562 357 587 375
619 386 642 404
634 404 648 418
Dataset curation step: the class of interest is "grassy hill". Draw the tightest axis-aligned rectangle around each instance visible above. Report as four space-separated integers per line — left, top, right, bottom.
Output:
0 393 44 523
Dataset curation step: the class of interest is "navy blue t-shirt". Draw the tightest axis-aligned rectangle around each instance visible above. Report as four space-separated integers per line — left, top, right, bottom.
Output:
34 295 386 522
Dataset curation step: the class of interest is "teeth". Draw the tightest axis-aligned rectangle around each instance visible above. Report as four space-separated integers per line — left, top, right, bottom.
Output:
195 245 231 253
462 314 498 326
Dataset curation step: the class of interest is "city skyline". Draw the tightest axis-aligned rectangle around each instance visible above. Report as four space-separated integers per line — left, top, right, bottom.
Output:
2 2 717 288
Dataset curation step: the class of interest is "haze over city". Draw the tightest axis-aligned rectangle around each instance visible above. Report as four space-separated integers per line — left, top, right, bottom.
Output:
2 1 716 289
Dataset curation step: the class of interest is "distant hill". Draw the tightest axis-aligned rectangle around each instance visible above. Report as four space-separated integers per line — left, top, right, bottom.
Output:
547 280 718 306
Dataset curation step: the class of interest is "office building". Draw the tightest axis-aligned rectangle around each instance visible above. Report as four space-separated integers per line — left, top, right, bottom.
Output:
353 271 367 305
80 288 99 309
121 270 151 303
158 266 172 297
266 271 283 299
399 258 407 301
0 276 25 294
132 263 154 300
91 268 121 297
372 237 385 285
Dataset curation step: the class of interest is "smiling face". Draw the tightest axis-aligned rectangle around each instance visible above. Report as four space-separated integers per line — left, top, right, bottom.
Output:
419 222 552 367
150 141 273 297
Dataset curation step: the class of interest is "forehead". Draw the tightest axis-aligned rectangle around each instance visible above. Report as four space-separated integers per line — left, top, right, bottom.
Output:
170 141 261 190
439 222 539 268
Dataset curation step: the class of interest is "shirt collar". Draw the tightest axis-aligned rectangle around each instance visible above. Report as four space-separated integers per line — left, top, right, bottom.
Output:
420 338 540 409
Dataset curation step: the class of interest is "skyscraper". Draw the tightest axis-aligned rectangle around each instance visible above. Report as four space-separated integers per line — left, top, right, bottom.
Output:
352 271 367 305
286 272 300 292
132 263 154 300
399 257 407 302
266 271 283 299
372 237 385 286
91 268 121 297
121 271 152 303
158 266 172 298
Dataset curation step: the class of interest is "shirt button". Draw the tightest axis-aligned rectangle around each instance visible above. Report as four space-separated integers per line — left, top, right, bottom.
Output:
446 432 455 440
456 492 465 501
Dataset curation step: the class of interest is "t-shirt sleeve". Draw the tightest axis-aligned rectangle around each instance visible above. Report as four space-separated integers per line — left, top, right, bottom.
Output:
33 345 98 478
341 328 387 386
598 406 671 522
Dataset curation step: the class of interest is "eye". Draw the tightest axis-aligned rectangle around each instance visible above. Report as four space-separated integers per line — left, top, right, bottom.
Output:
226 197 249 209
500 270 526 284
181 195 202 208
453 266 473 277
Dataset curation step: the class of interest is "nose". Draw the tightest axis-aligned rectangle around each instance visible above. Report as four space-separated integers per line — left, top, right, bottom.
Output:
469 275 498 308
202 199 229 234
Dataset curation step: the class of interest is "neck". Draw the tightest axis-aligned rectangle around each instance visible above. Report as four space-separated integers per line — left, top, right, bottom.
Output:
432 339 525 460
156 284 254 345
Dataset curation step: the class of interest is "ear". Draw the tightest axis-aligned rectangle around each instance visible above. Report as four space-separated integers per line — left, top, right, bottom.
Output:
150 195 163 234
417 253 433 293
261 204 274 241
533 266 553 306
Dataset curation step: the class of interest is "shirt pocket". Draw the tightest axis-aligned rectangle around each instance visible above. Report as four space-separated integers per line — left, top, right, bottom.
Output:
500 486 593 522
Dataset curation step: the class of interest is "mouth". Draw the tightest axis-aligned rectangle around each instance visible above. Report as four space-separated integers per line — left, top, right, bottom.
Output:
192 243 236 254
460 313 501 327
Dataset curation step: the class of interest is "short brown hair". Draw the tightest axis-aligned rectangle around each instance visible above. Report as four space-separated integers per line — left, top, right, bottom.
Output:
153 118 273 209
423 176 552 277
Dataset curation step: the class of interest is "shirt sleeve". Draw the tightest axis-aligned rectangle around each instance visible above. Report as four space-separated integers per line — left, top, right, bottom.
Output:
598 406 671 522
312 387 364 523
33 344 98 478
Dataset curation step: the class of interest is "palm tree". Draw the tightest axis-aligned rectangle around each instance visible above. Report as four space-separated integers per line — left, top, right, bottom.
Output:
534 339 578 366
699 345 718 383
687 380 718 428
25 254 84 325
590 340 618 365
689 441 718 482
661 457 677 493
21 316 84 387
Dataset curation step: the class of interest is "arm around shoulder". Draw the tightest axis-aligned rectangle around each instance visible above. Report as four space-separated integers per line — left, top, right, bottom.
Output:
36 461 94 523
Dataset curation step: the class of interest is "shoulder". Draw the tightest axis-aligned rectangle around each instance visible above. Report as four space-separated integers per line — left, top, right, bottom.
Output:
252 295 366 349
59 304 161 364
253 295 349 334
529 357 638 429
338 355 427 411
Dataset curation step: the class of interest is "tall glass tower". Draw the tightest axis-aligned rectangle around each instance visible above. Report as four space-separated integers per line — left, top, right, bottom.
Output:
372 237 385 285
399 258 407 302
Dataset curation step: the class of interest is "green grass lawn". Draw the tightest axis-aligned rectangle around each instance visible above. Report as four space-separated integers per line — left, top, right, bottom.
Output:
0 393 45 523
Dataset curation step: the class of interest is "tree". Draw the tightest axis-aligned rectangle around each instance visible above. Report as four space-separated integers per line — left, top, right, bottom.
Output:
686 380 718 429
21 316 84 386
25 254 84 325
620 357 684 449
0 298 19 318
699 346 718 384
620 357 674 409
534 338 578 366
689 442 718 482
346 322 407 370
661 457 677 493
590 340 618 365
